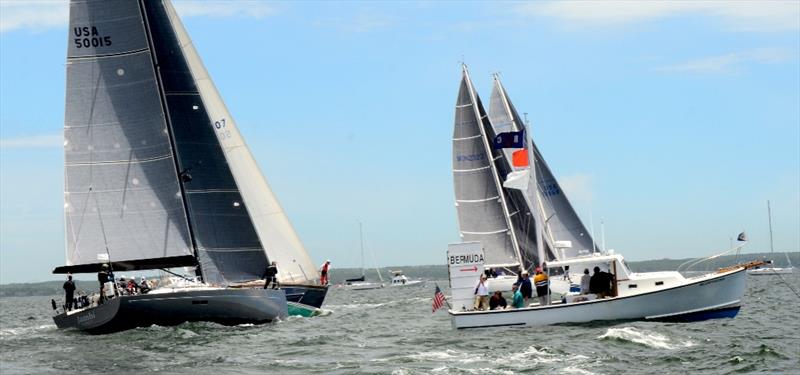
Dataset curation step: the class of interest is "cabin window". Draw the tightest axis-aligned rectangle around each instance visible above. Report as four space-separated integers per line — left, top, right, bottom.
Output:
655 281 664 286
192 300 209 305
628 284 637 289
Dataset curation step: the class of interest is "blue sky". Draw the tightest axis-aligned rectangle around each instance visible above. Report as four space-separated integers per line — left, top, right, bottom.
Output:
1 1 798 283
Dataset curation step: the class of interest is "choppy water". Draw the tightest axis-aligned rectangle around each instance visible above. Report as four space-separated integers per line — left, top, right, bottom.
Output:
2 274 799 374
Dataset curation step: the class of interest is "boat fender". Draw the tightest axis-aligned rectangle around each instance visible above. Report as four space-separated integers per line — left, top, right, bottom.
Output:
50 299 57 310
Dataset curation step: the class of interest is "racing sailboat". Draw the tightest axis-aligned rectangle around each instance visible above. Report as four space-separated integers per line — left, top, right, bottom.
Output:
52 0 324 333
747 201 794 275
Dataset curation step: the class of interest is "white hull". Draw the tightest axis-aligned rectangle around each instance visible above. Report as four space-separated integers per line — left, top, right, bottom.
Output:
747 267 793 275
390 280 424 287
342 282 384 290
450 268 746 329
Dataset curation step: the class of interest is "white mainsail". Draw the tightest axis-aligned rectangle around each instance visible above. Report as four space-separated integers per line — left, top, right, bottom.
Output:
164 1 318 283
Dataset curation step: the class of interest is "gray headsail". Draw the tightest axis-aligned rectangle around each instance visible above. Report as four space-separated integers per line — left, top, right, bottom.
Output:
488 76 596 259
452 66 521 267
58 0 270 283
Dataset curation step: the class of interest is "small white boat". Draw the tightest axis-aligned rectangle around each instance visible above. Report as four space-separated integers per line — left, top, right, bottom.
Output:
746 201 793 276
388 270 424 287
340 223 385 290
747 265 794 275
341 276 384 290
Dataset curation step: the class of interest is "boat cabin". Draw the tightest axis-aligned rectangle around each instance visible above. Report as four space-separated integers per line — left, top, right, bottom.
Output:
546 252 686 302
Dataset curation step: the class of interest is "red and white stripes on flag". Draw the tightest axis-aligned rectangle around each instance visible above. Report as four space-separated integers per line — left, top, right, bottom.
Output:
432 284 447 313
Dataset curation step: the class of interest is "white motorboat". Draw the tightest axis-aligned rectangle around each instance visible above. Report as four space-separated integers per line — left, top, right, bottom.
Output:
448 249 747 329
388 270 424 287
446 67 749 329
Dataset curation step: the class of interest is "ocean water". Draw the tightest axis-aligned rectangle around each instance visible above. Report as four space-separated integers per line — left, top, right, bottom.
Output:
1 274 798 374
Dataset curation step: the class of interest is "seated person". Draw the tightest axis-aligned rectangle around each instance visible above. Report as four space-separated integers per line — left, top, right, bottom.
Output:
489 291 507 310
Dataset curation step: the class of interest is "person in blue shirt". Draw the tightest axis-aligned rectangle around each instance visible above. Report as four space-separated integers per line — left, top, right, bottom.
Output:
511 283 525 309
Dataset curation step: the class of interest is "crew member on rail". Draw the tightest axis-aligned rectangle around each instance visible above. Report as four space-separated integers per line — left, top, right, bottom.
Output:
320 260 331 285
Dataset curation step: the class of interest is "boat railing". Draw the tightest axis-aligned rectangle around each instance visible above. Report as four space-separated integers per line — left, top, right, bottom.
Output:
676 244 746 273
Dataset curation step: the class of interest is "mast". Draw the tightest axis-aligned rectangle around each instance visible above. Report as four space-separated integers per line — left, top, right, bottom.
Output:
462 65 524 267
493 74 552 264
138 0 203 281
359 221 365 277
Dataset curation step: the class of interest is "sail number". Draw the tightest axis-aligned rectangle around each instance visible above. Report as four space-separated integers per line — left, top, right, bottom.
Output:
73 26 112 49
215 118 231 140
541 183 560 197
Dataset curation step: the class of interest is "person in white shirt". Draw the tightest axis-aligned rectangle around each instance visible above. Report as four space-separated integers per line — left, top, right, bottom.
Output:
473 274 490 310
580 268 591 294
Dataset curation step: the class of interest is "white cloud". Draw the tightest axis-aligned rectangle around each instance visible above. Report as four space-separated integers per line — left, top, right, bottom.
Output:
172 0 276 19
0 133 62 149
558 173 593 207
521 1 800 33
0 1 67 34
0 0 274 34
655 47 794 73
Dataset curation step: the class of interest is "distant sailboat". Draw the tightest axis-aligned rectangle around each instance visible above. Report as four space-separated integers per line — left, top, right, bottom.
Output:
447 66 749 329
51 0 324 333
343 223 384 290
748 201 794 275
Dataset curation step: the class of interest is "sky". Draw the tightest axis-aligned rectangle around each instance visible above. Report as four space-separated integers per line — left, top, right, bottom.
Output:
1 0 798 284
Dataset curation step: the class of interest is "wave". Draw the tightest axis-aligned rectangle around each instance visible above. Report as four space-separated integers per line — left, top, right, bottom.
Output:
598 327 695 350
0 324 56 337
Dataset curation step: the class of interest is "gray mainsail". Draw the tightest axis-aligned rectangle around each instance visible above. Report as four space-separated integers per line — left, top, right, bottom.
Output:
58 0 269 283
452 67 521 267
488 76 596 259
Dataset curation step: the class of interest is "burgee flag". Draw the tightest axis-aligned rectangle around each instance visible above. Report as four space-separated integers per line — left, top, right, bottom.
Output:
493 131 524 149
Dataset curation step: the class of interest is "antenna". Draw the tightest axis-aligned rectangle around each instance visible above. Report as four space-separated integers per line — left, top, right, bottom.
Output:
600 217 606 251
767 200 774 254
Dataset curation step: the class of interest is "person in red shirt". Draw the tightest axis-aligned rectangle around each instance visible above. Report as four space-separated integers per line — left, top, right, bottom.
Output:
319 260 331 285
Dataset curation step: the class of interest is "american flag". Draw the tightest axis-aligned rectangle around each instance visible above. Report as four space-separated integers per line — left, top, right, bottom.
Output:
432 284 447 313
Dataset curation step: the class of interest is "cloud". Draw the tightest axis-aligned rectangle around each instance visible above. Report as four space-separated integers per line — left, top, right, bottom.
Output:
0 0 275 34
0 133 62 149
558 173 593 206
172 0 276 19
521 1 800 33
313 12 394 33
0 1 67 34
655 47 795 73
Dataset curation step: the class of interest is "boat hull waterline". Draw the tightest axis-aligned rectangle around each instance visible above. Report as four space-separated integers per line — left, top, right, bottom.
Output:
53 288 288 334
450 268 746 329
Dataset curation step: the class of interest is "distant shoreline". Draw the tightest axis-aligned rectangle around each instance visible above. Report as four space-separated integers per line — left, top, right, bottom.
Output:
2 251 796 297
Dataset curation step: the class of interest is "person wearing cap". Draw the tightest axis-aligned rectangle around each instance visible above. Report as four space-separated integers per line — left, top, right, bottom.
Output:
511 283 525 309
473 274 490 310
533 267 550 306
63 274 76 311
319 260 331 285
263 261 279 289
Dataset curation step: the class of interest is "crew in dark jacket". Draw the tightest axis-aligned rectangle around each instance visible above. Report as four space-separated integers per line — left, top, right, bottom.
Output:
263 261 279 289
63 275 76 311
